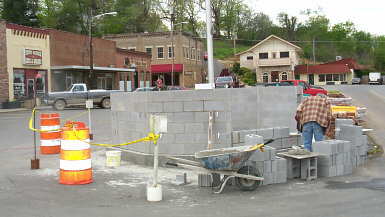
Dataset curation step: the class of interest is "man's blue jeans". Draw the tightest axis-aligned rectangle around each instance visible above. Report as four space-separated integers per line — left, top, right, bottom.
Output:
303 121 324 151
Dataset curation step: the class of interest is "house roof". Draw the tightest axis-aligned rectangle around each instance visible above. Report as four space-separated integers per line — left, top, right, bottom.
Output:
235 35 302 56
295 63 351 75
320 58 363 70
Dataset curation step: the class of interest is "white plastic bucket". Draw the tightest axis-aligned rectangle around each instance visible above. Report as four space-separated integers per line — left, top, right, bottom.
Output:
105 150 121 167
147 184 162 202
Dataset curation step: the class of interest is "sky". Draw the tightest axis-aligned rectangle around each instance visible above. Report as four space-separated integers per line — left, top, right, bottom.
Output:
245 0 385 35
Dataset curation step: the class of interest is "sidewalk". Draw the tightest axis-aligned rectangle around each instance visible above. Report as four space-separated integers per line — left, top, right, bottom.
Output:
0 106 51 113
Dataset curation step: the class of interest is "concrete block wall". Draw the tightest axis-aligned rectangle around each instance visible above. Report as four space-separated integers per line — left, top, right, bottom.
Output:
336 124 368 167
111 86 298 156
232 126 299 150
313 140 360 177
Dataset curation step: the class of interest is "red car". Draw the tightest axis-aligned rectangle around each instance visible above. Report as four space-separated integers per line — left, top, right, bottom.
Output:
280 80 328 96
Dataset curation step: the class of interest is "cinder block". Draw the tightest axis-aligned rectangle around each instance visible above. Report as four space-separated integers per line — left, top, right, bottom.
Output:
273 127 290 139
147 102 163 112
313 140 335 155
275 171 287 184
168 123 185 133
262 172 274 185
335 119 354 129
249 150 269 162
318 155 333 167
232 131 240 144
194 112 209 122
185 123 206 133
245 134 264 146
271 160 278 173
267 138 282 149
163 102 183 112
336 164 344 176
343 164 353 175
318 166 337 177
264 160 272 173
172 112 195 123
276 157 287 173
336 154 344 165
239 130 257 143
183 101 204 112
256 128 274 140
203 101 228 111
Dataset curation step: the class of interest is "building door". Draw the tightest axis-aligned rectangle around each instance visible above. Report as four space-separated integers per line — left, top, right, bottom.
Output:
271 71 279 82
308 74 314 85
134 71 139 89
26 79 35 98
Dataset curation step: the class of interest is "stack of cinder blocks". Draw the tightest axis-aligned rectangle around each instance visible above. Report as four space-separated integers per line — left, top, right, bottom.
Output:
245 134 287 185
313 140 353 177
336 124 368 167
232 127 299 150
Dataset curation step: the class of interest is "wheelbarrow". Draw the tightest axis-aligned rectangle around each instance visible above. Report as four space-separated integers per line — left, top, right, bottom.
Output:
166 139 273 193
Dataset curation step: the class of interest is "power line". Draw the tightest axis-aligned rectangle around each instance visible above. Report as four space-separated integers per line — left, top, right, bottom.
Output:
193 36 385 43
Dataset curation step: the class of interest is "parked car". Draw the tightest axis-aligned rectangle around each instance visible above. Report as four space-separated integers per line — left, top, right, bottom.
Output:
280 80 328 96
351 78 361 85
45 83 121 110
369 72 383 85
134 87 158 92
215 76 234 88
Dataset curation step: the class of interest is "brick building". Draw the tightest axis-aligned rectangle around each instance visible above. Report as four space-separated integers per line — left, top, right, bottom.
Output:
0 21 51 104
115 48 151 91
48 29 134 91
104 32 206 88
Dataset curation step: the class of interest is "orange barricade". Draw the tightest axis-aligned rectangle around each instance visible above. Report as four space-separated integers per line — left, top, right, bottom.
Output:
40 113 61 154
59 122 93 185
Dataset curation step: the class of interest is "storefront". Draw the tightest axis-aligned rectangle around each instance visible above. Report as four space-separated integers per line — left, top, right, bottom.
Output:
51 65 133 91
5 24 51 101
151 64 183 86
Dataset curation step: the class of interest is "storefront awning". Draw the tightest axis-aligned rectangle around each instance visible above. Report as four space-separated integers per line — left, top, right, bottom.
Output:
151 64 183 74
51 65 135 72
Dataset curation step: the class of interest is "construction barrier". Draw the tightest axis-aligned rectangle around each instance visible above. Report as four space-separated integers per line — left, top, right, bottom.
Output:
59 121 93 185
40 113 61 154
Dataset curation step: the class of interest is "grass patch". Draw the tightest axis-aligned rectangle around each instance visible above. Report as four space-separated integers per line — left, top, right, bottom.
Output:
212 40 250 60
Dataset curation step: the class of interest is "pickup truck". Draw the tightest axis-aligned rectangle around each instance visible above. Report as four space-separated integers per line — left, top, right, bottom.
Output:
45 83 121 110
369 72 382 85
280 80 328 96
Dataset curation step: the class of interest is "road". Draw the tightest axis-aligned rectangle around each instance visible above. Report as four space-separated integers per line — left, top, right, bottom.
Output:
325 85 385 148
0 105 385 217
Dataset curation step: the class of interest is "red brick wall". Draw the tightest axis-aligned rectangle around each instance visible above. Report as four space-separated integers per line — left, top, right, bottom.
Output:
0 21 8 103
49 29 116 67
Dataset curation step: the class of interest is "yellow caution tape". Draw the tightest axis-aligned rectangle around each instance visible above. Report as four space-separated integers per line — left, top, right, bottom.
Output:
29 108 160 147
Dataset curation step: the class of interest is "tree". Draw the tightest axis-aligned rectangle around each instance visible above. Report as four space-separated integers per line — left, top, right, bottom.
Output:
277 12 300 41
2 0 40 27
374 36 385 71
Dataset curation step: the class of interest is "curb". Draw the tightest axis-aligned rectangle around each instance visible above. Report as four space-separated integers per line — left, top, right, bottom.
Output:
0 106 51 113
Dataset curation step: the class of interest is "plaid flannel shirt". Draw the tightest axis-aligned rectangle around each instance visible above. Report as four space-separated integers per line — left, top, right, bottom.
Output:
296 95 332 128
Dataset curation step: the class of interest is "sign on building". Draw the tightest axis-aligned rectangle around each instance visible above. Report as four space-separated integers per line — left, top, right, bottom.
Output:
24 49 42 65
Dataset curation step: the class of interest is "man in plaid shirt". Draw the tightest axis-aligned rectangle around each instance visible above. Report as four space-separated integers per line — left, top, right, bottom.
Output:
295 94 332 151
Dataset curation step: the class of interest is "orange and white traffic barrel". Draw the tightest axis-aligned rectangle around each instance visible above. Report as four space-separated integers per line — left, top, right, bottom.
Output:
59 122 93 185
40 113 61 154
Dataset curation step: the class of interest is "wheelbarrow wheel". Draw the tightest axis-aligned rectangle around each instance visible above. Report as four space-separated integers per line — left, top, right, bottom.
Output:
235 166 261 191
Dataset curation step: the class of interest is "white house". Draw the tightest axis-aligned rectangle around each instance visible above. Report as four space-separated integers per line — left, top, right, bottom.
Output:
236 35 302 83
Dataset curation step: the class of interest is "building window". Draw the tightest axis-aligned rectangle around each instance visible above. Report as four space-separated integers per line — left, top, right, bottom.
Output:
272 52 277 59
168 46 174 59
326 74 333 82
191 48 196 60
281 72 288 80
259 52 268 59
280 51 289 58
197 50 201 61
246 56 253 60
145 47 152 57
124 57 130 66
157 47 164 59
263 72 269 83
340 74 346 81
183 47 187 58
295 74 300 80
13 69 25 98
319 74 325 82
333 74 340 81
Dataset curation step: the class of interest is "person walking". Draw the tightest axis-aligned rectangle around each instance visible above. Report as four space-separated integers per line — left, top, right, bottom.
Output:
295 94 332 151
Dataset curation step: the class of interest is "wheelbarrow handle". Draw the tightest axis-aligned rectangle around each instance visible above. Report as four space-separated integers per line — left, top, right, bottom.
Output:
264 139 274 145
165 161 178 167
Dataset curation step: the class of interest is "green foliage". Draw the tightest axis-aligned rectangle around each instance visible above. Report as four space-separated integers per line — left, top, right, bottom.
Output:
231 62 242 76
213 39 249 59
239 67 255 85
2 0 40 27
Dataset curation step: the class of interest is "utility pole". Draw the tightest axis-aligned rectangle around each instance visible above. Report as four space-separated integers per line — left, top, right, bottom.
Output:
205 0 214 85
312 38 316 64
170 9 175 86
89 9 94 89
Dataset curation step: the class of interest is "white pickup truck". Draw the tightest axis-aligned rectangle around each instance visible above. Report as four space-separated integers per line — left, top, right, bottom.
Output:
45 83 121 110
369 72 383 85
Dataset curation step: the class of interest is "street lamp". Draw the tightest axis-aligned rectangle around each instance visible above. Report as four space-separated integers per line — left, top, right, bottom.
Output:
170 18 188 87
88 11 117 88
